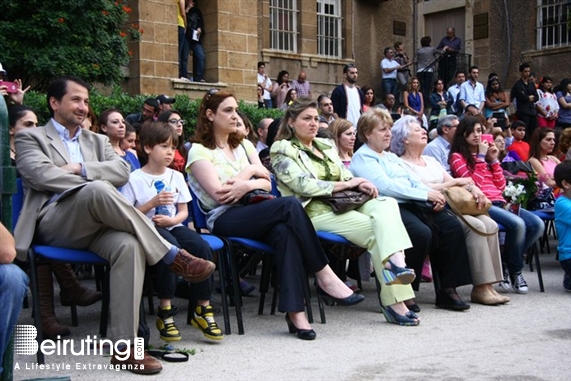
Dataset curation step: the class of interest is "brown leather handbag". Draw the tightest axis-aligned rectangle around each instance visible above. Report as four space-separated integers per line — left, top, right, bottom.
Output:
318 189 371 214
443 186 497 236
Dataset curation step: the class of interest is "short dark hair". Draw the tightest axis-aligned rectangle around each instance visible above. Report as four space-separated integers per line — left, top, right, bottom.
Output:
317 93 330 106
257 61 265 69
46 76 90 118
343 63 356 74
383 47 392 55
454 70 466 78
469 66 478 73
139 121 178 151
519 63 531 72
420 36 431 47
554 160 571 189
144 98 160 113
510 120 526 130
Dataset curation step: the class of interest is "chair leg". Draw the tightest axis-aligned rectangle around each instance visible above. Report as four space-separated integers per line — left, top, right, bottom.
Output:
28 250 45 365
225 240 244 334
216 247 232 335
99 265 110 337
528 243 545 292
304 276 314 324
258 255 272 315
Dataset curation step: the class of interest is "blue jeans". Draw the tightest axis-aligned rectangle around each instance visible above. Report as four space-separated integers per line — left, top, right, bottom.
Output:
382 78 398 99
189 41 205 81
0 264 28 374
488 206 544 274
178 26 189 79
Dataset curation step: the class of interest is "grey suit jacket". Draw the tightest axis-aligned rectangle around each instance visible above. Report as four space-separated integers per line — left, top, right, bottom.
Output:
14 120 130 260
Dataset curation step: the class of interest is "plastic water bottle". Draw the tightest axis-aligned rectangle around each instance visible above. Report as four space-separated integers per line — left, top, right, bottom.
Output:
154 181 170 216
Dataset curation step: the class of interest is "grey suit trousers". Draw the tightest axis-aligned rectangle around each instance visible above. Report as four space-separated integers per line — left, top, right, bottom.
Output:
36 181 171 341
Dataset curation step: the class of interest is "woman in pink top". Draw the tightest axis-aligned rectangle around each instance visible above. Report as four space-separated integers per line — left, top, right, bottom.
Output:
528 128 561 189
449 116 544 295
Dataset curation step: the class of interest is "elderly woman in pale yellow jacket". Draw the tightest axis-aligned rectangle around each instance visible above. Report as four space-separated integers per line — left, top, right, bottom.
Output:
270 98 419 326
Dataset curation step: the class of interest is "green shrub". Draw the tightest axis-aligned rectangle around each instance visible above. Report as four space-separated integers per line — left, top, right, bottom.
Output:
23 91 284 138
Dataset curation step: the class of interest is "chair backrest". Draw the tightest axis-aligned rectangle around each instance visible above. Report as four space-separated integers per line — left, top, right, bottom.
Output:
270 174 281 197
12 178 24 231
189 187 209 230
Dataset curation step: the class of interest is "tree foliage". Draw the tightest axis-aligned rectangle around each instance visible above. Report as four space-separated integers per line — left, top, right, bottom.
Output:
0 0 133 91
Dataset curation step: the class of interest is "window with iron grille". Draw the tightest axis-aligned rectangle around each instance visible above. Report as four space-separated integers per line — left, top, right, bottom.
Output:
270 0 298 52
317 0 343 57
537 0 571 49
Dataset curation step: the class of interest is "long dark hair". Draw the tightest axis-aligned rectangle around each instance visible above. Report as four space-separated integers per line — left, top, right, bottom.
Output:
449 116 482 170
361 85 376 106
192 91 242 149
485 76 502 98
528 128 555 159
276 70 289 85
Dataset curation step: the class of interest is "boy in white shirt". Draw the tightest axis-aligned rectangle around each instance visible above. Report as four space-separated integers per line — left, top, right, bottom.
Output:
121 121 223 342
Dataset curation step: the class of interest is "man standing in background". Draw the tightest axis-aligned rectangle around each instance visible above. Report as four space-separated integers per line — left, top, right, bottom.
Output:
292 71 312 99
437 27 462 86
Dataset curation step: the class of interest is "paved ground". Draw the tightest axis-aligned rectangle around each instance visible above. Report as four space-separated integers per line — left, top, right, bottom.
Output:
12 242 571 381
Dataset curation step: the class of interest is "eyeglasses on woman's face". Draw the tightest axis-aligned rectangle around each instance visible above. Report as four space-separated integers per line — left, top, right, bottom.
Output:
168 119 184 125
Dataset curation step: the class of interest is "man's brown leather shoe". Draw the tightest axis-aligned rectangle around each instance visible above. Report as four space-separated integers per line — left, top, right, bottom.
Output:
111 349 162 375
169 249 215 283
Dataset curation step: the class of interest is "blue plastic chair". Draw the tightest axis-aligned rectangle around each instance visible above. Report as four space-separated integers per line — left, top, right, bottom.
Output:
189 187 317 333
188 189 245 334
13 179 110 364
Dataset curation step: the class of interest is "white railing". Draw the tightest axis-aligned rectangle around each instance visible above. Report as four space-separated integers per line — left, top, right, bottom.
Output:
536 0 571 49
270 0 298 52
317 0 343 58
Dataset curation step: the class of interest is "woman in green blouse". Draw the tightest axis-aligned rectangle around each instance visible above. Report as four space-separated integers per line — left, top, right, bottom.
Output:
271 99 419 326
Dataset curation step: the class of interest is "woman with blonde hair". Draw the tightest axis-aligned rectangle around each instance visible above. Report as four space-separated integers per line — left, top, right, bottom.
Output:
271 99 420 326
328 118 356 168
403 77 428 129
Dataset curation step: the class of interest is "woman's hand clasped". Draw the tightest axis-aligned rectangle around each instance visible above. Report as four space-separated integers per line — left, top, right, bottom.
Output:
216 178 251 204
427 190 446 212
357 180 379 198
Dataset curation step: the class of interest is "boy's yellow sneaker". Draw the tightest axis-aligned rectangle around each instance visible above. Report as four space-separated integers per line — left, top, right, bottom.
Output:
190 305 223 340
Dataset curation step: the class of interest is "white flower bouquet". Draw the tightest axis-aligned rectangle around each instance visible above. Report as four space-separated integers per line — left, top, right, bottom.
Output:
503 181 526 204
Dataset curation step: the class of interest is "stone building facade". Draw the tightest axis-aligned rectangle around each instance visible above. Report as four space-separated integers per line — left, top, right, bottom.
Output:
124 0 569 102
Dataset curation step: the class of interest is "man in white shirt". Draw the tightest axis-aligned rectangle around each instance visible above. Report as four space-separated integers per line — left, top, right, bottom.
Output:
381 47 407 100
458 66 485 114
447 70 465 114
257 61 273 108
331 64 364 127
423 115 459 173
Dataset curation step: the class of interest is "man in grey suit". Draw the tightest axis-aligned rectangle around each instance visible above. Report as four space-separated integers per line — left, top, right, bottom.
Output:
14 76 215 374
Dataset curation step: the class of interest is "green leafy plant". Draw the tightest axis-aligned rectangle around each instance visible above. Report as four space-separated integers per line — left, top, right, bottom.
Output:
22 90 282 140
0 0 135 91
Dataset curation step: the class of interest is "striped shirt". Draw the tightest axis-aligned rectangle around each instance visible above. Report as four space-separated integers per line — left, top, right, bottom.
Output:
450 152 506 202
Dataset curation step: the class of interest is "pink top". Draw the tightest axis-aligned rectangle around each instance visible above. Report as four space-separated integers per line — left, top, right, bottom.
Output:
540 157 558 177
450 152 506 202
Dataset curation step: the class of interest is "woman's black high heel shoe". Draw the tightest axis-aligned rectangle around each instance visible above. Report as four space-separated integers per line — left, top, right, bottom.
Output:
316 286 365 306
285 314 316 340
382 259 416 285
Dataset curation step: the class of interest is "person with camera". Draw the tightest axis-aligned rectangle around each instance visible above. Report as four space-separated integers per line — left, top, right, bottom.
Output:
0 62 29 105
